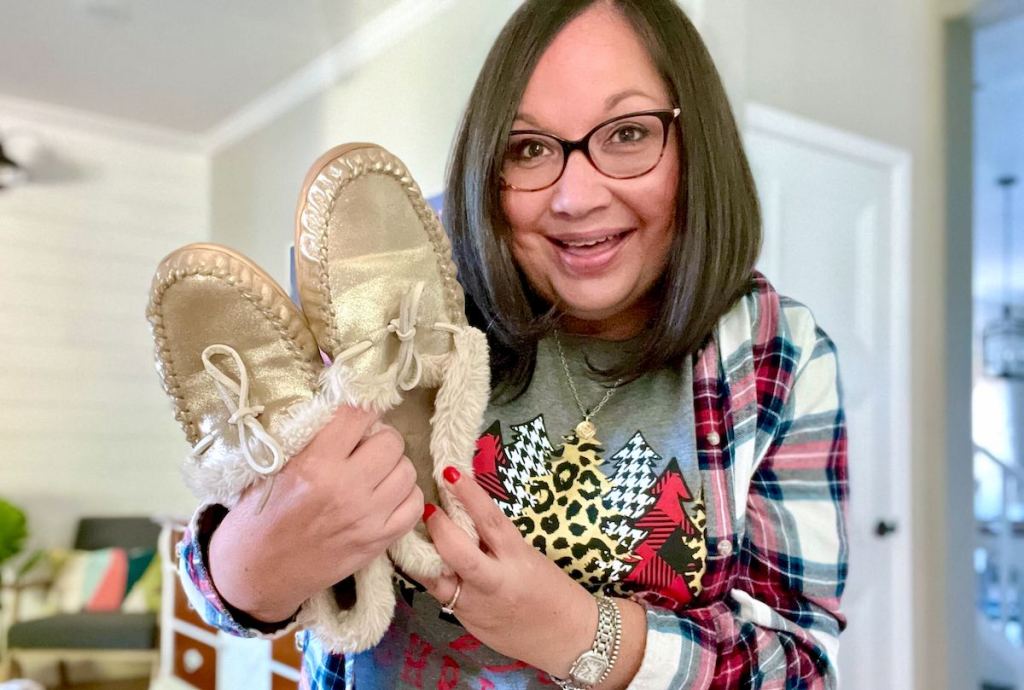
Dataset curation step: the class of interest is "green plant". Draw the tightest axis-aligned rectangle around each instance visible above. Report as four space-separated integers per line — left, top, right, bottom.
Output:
0 497 27 567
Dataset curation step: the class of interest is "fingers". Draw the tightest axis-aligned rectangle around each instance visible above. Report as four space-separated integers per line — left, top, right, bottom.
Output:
306 404 380 460
403 564 458 609
371 455 418 509
441 466 520 556
422 503 497 590
438 576 461 607
350 427 407 487
431 573 461 610
382 483 424 536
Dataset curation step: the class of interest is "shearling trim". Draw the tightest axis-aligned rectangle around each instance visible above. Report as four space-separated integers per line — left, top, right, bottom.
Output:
387 529 445 581
181 440 264 507
298 554 397 653
267 355 405 654
314 356 406 414
382 327 490 577
430 328 490 538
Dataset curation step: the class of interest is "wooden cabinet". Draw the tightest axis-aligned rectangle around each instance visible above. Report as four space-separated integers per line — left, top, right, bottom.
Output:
172 632 217 690
271 672 300 690
157 519 303 690
272 631 304 669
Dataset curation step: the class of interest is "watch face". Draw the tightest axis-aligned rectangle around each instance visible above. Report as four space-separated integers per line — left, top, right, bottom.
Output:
571 651 609 685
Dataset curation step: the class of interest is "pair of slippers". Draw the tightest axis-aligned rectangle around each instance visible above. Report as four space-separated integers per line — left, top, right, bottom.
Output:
146 144 490 652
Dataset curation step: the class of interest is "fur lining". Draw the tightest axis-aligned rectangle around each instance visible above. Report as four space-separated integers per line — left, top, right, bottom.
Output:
431 328 491 538
180 439 262 507
384 328 491 577
298 555 397 653
386 530 445 581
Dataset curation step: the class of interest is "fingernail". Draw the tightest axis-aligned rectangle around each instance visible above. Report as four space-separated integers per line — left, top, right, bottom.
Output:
422 504 437 521
443 466 461 484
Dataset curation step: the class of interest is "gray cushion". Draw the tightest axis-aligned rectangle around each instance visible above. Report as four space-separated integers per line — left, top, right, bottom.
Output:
8 612 157 650
73 517 160 551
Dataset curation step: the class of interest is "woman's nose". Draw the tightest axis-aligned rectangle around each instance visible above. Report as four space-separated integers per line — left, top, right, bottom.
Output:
549 150 612 218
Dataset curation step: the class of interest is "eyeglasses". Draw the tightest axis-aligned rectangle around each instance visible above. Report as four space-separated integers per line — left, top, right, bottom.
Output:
500 108 680 192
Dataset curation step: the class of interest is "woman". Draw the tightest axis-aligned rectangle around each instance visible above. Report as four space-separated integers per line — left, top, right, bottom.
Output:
181 1 849 688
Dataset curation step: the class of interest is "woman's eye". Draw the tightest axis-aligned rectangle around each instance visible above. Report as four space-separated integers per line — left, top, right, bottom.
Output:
509 139 553 161
610 124 650 144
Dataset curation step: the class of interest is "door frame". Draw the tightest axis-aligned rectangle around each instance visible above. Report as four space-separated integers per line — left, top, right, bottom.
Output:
744 102 916 690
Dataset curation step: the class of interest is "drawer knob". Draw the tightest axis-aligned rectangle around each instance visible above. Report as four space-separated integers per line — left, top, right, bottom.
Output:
183 648 205 673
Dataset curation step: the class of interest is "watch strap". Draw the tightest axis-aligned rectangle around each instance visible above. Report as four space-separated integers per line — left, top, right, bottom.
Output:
552 595 622 689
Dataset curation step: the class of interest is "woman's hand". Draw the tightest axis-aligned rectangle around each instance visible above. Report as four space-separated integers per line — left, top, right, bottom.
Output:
414 467 647 687
208 405 424 623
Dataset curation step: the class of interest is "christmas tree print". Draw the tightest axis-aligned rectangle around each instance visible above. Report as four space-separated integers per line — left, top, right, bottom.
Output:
472 421 511 506
473 415 707 602
603 431 661 518
610 457 707 607
601 431 661 578
495 416 553 514
473 417 640 589
513 430 640 589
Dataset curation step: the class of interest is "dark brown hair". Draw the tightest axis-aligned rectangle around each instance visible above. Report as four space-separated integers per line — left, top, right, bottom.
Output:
445 0 761 402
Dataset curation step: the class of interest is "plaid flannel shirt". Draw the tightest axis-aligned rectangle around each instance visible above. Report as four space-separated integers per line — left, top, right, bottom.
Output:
178 274 849 689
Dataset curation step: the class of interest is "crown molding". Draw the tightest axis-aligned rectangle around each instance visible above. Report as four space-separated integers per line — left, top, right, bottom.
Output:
1 0 457 156
200 0 457 154
0 94 204 152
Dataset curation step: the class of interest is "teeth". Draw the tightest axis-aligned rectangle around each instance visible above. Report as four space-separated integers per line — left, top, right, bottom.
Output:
563 232 620 248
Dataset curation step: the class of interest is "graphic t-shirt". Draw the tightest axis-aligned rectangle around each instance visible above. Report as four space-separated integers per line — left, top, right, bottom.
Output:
335 334 708 689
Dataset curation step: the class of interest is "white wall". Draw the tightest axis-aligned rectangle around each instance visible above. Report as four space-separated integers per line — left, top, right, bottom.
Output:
209 0 522 288
0 100 208 551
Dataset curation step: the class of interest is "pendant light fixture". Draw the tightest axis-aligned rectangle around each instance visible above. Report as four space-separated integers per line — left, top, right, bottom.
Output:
983 175 1024 379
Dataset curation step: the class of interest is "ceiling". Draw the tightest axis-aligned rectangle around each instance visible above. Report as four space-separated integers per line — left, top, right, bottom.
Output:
0 0 400 134
974 10 1024 310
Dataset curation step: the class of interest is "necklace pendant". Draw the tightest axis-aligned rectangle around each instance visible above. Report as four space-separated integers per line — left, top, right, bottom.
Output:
575 418 597 441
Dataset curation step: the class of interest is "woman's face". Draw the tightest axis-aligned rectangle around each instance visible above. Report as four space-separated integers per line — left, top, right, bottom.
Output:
501 4 680 339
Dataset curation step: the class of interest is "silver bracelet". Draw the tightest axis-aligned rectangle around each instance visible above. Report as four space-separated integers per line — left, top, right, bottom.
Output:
552 595 622 689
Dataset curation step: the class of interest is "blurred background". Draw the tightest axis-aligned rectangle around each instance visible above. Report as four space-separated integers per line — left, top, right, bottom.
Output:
0 0 1020 688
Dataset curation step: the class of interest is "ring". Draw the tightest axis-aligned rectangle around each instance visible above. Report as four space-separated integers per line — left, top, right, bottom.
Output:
440 579 462 615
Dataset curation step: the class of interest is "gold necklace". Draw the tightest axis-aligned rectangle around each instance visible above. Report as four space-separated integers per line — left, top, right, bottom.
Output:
553 331 623 442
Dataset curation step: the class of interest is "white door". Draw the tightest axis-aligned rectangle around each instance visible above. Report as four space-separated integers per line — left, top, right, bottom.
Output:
743 104 914 690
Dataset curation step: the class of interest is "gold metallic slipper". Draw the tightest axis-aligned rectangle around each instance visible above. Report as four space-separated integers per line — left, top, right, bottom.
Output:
294 144 490 649
147 243 325 505
147 243 396 648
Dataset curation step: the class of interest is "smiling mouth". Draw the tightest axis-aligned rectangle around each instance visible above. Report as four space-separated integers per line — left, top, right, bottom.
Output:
553 229 634 251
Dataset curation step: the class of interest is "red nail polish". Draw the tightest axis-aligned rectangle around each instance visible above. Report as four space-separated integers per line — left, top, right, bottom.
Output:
443 466 461 484
422 503 437 521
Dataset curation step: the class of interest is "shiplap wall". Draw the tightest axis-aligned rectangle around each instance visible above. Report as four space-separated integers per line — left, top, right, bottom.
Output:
0 103 208 551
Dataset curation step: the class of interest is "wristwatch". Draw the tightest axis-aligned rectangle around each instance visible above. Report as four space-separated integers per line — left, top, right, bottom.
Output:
552 595 622 689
